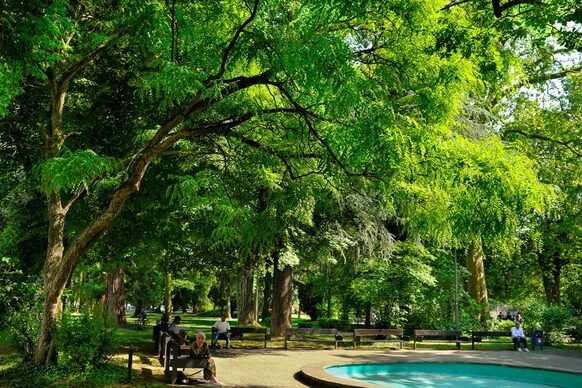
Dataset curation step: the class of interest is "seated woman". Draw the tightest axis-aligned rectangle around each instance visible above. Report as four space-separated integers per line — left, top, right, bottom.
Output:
190 332 221 385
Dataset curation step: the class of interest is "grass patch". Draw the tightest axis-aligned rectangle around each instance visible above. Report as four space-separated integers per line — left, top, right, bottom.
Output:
0 362 132 387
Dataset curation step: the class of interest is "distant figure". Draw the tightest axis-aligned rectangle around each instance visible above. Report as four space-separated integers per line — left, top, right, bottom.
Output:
511 321 529 352
190 332 221 385
211 315 231 349
168 315 188 344
160 313 170 332
153 313 171 353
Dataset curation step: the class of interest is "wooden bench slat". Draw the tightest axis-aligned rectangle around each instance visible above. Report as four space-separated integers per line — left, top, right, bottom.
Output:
230 327 269 348
471 331 514 350
413 330 466 350
353 328 404 349
284 328 340 349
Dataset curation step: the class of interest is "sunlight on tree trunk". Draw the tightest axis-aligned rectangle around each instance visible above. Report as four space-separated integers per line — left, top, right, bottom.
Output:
238 267 256 324
73 271 83 314
271 254 293 337
466 239 489 320
103 268 126 325
164 271 173 316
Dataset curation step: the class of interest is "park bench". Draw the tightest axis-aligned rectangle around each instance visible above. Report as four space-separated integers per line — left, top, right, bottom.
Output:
152 324 169 354
163 337 208 384
471 331 514 350
230 326 270 348
413 330 467 350
353 328 404 349
284 328 342 349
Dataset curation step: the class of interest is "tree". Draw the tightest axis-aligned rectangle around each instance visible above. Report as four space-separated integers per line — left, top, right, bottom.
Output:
1 0 521 364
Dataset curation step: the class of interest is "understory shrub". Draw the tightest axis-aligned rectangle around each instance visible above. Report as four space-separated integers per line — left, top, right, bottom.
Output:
56 309 116 371
5 307 40 361
520 299 573 345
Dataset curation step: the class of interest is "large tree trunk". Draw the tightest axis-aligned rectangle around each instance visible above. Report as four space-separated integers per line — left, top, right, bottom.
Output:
539 252 562 305
466 239 488 321
466 239 488 305
223 297 232 320
134 299 144 318
33 194 66 365
365 302 371 327
270 254 293 337
103 268 127 325
238 267 256 325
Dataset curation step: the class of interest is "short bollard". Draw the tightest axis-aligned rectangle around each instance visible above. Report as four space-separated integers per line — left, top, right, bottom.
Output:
127 346 133 383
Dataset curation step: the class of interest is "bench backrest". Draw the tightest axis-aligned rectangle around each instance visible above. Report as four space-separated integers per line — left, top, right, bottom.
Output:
286 328 338 335
471 331 511 337
414 330 461 337
354 329 403 337
231 327 267 334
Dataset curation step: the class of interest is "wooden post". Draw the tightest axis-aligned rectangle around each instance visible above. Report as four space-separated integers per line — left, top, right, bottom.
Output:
127 346 133 383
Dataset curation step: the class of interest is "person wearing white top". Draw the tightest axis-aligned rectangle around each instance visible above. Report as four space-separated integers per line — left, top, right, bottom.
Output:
511 321 529 352
211 315 231 349
168 316 188 344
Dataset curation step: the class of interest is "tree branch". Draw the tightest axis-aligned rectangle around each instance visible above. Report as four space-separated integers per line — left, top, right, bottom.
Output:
528 65 582 84
59 39 112 87
205 0 259 85
502 129 581 156
492 0 542 18
440 0 474 12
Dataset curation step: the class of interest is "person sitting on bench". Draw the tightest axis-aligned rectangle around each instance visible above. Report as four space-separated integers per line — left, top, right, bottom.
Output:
511 321 529 352
168 315 188 344
211 315 230 349
190 331 221 385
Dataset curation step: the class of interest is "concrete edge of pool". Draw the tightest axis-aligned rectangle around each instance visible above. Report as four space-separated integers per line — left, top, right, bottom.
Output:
300 356 582 388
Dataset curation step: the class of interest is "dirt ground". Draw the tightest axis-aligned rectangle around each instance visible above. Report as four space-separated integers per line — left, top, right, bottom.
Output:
134 345 582 387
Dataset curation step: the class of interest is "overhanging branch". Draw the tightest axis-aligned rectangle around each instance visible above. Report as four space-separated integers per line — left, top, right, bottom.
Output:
502 129 581 157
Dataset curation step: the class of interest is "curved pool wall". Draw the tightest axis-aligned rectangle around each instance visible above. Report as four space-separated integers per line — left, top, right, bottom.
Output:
324 362 582 388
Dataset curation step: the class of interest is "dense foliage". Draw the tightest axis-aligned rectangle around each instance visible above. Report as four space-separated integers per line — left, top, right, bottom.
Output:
0 0 580 371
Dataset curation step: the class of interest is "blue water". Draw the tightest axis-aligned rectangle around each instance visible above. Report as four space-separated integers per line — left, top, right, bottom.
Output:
325 362 582 387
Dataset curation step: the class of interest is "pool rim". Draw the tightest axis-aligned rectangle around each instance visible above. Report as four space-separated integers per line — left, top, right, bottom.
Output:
301 359 582 388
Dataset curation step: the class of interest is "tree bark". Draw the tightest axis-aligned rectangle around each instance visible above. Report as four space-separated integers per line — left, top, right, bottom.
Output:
261 270 272 319
73 271 83 314
103 268 127 325
134 299 143 318
223 297 232 320
539 253 562 305
270 253 293 337
33 193 66 365
164 271 173 316
466 239 489 321
466 239 488 305
238 267 256 324
365 302 371 327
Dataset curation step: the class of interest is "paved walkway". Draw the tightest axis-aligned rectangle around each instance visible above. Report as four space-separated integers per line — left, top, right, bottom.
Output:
143 347 582 387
